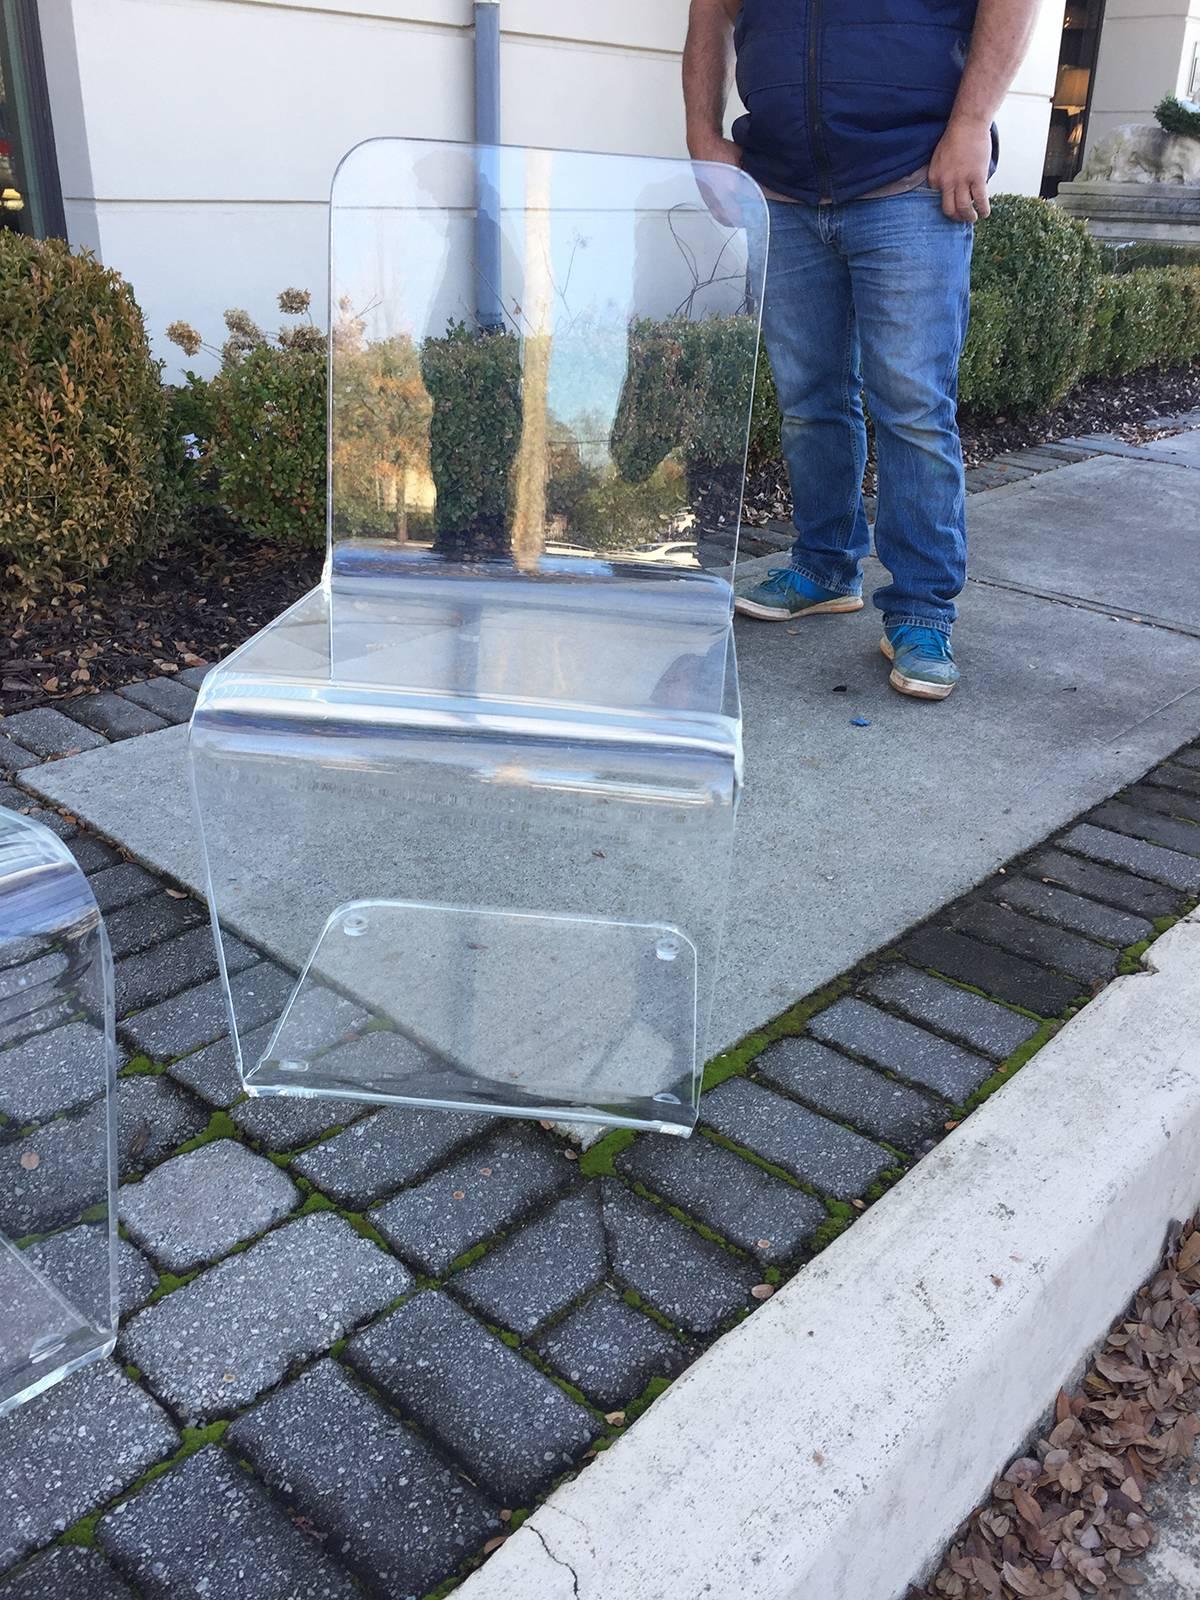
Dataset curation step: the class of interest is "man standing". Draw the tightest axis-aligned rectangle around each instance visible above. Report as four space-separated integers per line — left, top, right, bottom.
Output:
684 0 1039 699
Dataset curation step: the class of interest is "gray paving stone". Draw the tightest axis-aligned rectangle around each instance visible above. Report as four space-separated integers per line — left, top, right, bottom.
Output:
0 1075 199 1238
0 734 39 775
231 1092 373 1151
1144 761 1200 798
96 1446 357 1600
599 1179 763 1334
1060 822 1200 894
117 1075 209 1177
293 1105 497 1208
0 1545 135 1600
950 900 1118 985
25 1225 158 1318
701 1076 892 1200
533 1285 691 1410
1027 848 1182 920
119 1213 409 1422
0 1020 111 1122
119 1140 299 1274
858 964 1038 1061
229 1359 500 1596
165 1023 272 1109
754 1036 945 1149
901 925 1082 1015
66 833 120 874
371 1124 574 1275
115 926 255 1019
617 1129 826 1263
88 862 159 915
119 962 293 1060
809 997 994 1102
3 801 74 839
103 892 205 962
1127 780 1200 827
0 708 105 758
454 1186 607 1336
346 1290 598 1505
990 875 1154 947
117 676 196 724
0 1362 177 1571
62 694 167 742
1090 800 1200 860
175 664 212 690
0 1100 109 1235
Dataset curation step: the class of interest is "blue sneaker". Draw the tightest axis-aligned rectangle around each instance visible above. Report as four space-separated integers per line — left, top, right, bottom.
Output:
734 567 863 622
880 625 960 700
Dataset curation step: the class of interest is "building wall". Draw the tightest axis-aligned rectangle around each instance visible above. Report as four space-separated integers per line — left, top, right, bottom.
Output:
1087 0 1200 150
39 0 1062 379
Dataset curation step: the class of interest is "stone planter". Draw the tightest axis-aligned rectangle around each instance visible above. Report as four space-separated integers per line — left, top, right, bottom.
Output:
1058 124 1200 244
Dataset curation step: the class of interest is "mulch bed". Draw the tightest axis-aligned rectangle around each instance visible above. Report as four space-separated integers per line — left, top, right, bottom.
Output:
742 361 1200 522
911 1217 1200 1599
2 364 1197 719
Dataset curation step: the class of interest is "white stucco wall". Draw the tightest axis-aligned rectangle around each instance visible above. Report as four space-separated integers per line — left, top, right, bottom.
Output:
38 0 1063 379
1087 0 1200 150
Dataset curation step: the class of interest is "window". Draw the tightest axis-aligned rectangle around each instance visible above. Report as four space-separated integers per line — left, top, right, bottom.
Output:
1041 0 1106 198
0 0 64 238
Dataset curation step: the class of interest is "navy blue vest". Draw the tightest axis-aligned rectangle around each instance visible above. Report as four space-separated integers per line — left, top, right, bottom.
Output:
732 0 981 204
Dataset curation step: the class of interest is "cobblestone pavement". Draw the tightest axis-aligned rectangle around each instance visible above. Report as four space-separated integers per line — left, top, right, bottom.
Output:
4 433 1200 1597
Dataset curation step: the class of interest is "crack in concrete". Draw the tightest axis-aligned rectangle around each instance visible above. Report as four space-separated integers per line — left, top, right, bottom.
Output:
529 1523 582 1598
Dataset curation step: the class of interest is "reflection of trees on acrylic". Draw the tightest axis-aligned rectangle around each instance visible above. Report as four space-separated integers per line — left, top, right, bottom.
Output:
332 305 758 564
331 304 434 544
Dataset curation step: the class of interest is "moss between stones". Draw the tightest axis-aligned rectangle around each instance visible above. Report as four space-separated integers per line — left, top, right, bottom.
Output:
56 1421 231 1550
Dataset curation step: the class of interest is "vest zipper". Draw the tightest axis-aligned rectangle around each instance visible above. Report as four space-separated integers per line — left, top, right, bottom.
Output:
807 0 833 201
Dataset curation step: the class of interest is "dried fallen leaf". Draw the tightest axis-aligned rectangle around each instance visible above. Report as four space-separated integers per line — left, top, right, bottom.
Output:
19 1151 39 1171
451 1190 466 1201
605 1410 626 1426
483 1536 508 1555
165 888 188 899
750 1284 774 1301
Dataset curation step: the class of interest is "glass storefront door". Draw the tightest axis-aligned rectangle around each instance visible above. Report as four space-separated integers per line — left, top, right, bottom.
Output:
0 0 64 237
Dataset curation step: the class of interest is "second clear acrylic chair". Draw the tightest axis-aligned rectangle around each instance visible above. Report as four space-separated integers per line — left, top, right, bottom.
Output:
190 139 768 1136
0 806 118 1415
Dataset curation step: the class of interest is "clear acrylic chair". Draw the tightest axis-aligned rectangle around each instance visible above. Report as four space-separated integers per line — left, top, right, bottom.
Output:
190 139 768 1136
0 806 118 1414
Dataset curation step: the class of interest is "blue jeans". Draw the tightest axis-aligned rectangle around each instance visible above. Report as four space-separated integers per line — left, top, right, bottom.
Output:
761 190 974 634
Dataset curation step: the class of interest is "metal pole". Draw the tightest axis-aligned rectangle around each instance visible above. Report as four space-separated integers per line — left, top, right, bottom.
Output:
473 0 504 331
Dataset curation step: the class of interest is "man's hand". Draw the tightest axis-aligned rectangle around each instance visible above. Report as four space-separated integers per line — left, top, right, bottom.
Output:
929 116 993 223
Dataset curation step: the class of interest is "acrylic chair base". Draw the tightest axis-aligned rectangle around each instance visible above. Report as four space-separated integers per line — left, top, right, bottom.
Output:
1 807 118 1416
245 898 698 1135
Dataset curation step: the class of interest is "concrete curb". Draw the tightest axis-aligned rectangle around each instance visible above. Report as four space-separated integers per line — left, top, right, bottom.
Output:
459 912 1200 1600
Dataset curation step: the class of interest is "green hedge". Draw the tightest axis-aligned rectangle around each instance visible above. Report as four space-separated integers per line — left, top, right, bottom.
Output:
959 194 1103 413
1 233 175 598
1086 267 1200 376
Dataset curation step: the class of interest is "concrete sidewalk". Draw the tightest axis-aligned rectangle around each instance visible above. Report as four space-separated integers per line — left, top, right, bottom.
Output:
24 440 1200 1053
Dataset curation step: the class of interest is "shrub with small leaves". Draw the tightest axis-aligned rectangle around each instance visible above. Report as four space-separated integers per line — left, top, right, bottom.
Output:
167 288 329 545
1155 94 1200 141
201 344 326 546
963 194 1102 413
1086 266 1200 376
0 232 175 599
